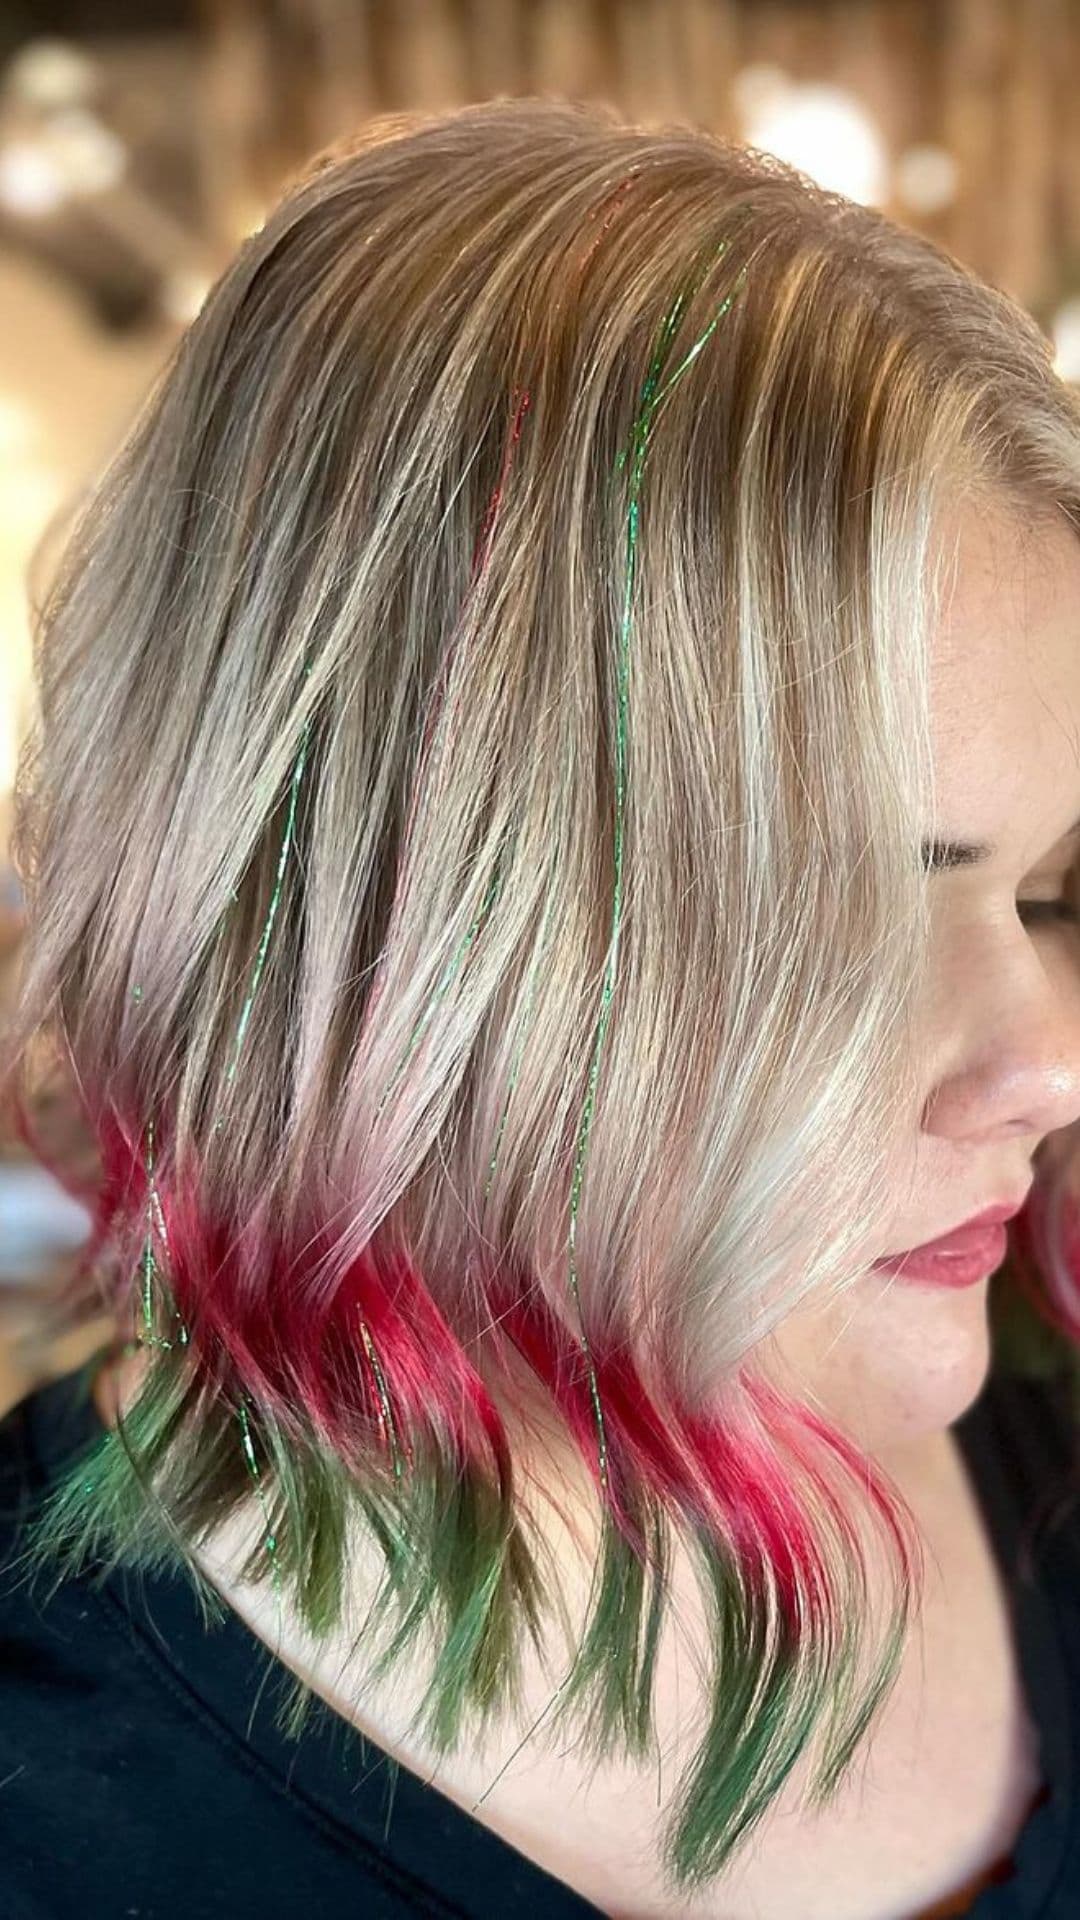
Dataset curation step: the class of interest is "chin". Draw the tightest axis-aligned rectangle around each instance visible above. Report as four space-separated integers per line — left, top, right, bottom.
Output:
848 1273 995 1455
760 1267 994 1460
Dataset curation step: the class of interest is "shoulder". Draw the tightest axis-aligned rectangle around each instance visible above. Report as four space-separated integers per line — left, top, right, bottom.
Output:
955 1361 1080 1587
0 1361 110 1672
0 1360 101 1534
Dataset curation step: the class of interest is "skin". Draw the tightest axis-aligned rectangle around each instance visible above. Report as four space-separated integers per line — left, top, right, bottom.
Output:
91 490 1080 1918
759 491 1080 1469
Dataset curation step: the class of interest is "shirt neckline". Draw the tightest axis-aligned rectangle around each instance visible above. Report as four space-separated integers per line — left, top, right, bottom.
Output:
20 1357 1078 1919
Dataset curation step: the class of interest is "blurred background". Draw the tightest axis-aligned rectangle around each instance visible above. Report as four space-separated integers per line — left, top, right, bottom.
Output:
2 0 1079 1415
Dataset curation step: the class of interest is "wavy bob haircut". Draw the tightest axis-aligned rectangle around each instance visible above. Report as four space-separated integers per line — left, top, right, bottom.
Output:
7 94 1080 1898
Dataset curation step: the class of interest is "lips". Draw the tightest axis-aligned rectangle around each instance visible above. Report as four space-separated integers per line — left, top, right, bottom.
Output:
871 1196 1028 1290
871 1227 1009 1288
876 1196 1028 1263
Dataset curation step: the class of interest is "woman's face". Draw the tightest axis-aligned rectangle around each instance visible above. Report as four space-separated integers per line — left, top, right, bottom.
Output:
763 494 1080 1466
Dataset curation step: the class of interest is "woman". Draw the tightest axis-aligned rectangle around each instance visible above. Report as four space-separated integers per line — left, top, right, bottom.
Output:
2 95 1080 1919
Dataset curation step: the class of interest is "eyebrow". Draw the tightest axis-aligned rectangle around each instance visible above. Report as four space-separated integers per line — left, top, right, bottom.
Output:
922 812 1080 871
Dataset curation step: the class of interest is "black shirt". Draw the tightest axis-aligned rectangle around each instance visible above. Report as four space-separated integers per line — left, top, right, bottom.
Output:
1 1355 1078 1919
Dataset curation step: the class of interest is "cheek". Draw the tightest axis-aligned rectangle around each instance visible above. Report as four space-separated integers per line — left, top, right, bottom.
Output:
756 1276 992 1455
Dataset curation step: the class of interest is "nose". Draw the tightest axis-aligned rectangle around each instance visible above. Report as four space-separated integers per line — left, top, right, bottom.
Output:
920 939 1080 1146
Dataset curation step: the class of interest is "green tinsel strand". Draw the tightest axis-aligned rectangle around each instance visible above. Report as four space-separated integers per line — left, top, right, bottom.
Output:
224 699 312 1090
358 1311 408 1482
136 1116 188 1352
549 245 749 1778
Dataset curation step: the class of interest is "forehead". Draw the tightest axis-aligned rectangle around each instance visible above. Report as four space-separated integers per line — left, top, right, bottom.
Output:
930 497 1080 850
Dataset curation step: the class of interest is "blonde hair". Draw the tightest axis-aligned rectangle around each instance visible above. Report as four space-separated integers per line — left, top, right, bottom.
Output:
6 95 1080 1894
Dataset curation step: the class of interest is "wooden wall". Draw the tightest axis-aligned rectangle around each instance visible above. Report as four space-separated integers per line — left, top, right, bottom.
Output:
196 0 1080 323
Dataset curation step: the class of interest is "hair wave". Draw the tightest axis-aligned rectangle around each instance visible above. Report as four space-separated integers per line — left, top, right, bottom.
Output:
6 95 1080 1895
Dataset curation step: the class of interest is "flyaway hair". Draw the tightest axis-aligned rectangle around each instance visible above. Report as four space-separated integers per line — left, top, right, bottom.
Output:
6 95 1080 1897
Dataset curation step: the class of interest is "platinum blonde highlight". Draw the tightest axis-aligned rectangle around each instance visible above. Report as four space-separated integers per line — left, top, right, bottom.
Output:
7 95 1080 1894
